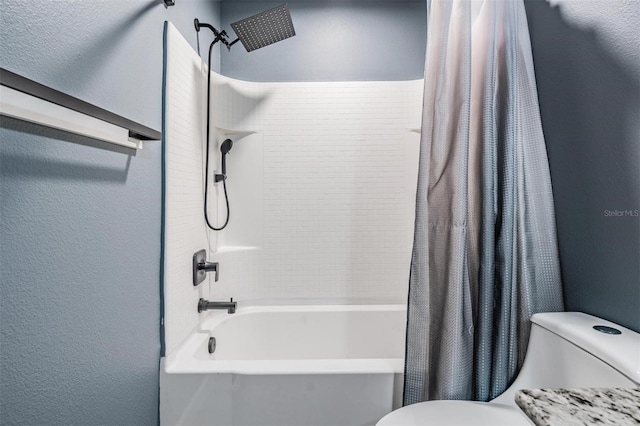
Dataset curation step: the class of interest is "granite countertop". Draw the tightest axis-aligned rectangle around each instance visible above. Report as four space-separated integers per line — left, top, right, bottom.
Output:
515 388 640 426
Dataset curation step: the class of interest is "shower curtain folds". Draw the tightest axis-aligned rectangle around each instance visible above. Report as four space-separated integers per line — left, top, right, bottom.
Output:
404 0 564 405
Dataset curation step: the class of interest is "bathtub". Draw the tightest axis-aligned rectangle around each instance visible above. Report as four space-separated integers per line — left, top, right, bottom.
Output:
160 304 406 426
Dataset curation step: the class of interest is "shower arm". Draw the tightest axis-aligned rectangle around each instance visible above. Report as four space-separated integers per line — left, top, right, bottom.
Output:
194 19 240 51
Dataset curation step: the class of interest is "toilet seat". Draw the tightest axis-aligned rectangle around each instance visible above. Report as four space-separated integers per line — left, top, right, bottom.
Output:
376 400 530 426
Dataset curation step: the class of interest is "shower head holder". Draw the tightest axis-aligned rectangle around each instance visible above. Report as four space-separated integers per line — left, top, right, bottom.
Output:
194 19 240 51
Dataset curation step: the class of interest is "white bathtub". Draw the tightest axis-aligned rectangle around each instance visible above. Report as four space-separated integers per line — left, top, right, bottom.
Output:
160 304 406 426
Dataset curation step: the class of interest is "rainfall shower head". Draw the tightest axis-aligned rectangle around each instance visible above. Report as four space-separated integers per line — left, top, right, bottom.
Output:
231 4 296 52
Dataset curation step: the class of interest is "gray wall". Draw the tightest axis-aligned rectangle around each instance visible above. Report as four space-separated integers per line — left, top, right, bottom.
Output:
221 1 427 81
526 0 640 331
2 1 637 425
0 1 219 425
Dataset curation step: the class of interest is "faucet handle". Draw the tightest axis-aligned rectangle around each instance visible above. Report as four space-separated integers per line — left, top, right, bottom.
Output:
199 261 219 282
192 249 219 285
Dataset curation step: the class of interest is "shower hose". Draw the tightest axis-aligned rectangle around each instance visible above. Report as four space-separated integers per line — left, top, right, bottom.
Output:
203 39 230 231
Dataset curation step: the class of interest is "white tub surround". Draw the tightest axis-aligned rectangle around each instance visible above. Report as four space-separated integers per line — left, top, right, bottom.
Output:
208 73 423 305
162 22 422 426
163 22 211 355
162 23 423 358
161 304 406 426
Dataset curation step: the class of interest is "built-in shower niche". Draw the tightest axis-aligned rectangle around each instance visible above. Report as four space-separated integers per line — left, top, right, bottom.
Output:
210 126 263 251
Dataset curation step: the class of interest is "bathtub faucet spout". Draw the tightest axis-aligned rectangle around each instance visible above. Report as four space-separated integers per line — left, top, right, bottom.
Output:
198 298 236 314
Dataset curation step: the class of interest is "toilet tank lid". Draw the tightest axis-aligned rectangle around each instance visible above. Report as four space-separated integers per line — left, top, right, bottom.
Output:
531 312 640 385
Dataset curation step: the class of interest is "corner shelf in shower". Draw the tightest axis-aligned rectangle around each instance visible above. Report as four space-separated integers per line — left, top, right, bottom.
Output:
0 68 161 149
215 246 262 254
214 126 256 141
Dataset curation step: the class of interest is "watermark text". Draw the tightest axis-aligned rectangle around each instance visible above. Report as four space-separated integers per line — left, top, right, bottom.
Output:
603 209 639 217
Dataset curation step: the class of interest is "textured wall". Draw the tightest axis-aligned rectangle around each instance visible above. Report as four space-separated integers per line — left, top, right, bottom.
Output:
526 0 640 331
220 1 427 82
0 1 220 425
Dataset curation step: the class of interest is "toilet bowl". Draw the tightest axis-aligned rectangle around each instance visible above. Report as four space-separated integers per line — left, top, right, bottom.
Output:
377 312 640 425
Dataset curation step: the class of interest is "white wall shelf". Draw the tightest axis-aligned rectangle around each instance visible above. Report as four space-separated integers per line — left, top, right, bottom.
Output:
0 67 161 149
214 126 256 140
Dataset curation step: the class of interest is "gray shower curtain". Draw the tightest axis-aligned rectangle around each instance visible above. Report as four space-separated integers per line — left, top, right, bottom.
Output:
404 0 564 405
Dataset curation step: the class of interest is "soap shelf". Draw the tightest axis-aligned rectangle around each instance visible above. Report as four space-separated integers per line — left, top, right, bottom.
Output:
214 246 262 254
214 126 256 141
0 67 161 149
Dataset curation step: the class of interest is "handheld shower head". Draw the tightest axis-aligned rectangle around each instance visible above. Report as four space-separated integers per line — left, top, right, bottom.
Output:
215 139 233 182
220 138 233 154
209 139 233 231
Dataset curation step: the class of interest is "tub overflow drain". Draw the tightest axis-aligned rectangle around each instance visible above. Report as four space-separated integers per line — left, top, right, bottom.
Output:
208 337 217 354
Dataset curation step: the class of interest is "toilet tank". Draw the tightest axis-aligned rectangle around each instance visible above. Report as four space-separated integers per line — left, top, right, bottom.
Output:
492 312 640 405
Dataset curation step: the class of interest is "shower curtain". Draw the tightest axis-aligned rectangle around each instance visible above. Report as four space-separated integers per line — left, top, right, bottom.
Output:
404 0 564 404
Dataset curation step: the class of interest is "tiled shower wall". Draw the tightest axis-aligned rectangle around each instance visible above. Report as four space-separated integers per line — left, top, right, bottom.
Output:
163 23 210 355
164 25 423 355
208 74 423 304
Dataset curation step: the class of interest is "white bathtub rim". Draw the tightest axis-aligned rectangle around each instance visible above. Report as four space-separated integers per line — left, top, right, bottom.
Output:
164 357 404 375
199 303 407 331
164 304 406 375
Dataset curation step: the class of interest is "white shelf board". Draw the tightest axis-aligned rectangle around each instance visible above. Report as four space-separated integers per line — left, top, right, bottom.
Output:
0 85 143 149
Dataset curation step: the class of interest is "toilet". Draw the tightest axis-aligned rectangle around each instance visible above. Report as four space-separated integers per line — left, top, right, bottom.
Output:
377 312 640 425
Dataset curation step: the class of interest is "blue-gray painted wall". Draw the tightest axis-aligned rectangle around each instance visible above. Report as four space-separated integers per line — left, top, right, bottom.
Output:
1 1 638 425
526 0 640 332
0 1 220 425
220 1 427 81
0 1 425 424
